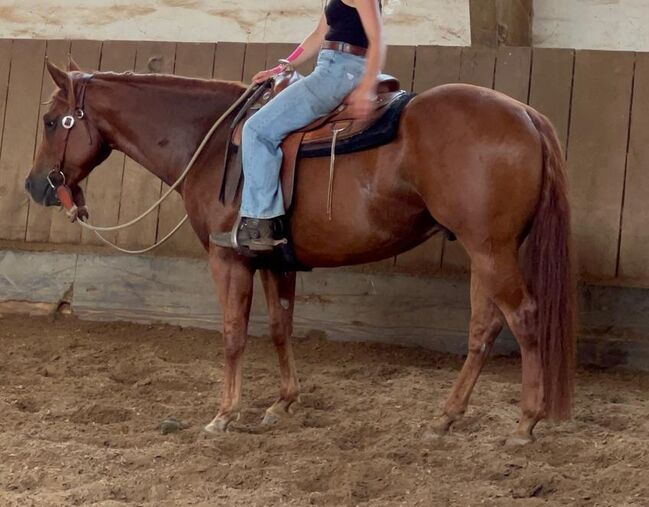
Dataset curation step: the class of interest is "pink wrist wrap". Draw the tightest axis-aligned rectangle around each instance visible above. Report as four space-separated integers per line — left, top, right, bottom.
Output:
270 46 304 74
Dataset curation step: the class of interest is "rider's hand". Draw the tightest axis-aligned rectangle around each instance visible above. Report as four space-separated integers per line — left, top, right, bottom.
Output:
346 83 377 120
252 67 282 84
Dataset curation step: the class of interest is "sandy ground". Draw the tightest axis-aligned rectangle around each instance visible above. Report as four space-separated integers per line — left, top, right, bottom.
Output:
0 314 648 506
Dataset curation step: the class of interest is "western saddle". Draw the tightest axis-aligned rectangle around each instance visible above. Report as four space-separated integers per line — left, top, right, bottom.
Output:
218 65 408 210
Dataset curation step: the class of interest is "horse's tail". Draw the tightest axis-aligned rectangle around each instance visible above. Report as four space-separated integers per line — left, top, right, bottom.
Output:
523 108 576 421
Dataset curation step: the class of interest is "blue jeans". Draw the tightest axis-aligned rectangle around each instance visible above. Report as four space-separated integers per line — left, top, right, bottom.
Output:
240 49 366 219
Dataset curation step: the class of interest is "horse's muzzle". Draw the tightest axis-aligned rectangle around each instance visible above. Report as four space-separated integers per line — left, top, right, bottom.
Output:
25 175 59 207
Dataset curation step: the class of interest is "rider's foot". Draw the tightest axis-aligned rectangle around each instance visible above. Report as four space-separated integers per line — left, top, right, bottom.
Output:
209 216 288 252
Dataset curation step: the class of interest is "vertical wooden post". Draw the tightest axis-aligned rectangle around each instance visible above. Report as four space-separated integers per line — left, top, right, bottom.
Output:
470 0 533 47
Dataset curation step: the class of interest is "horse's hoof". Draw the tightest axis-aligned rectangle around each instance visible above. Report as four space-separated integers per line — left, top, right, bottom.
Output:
433 415 456 435
203 418 228 434
262 397 299 426
505 434 534 446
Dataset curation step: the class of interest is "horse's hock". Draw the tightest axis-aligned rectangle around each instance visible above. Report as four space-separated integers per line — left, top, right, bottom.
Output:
1 40 649 371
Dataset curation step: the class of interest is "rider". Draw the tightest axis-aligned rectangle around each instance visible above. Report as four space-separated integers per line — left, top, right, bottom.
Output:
210 0 385 251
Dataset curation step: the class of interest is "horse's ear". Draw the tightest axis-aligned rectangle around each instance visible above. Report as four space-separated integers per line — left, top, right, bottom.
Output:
46 59 69 92
67 55 82 72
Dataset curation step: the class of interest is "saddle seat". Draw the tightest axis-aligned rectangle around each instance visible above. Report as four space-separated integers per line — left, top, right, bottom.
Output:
231 68 404 148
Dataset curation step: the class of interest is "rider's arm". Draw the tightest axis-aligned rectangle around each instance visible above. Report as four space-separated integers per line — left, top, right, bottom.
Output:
354 0 385 92
345 0 385 119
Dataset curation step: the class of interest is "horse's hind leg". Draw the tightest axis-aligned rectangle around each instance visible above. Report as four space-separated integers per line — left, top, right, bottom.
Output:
204 251 255 433
437 271 504 434
471 248 544 444
259 269 300 425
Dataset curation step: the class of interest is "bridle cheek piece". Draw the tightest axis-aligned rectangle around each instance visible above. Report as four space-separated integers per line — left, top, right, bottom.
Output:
48 75 94 214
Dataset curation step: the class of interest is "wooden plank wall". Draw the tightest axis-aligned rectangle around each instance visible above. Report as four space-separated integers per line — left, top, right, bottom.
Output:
1 40 649 286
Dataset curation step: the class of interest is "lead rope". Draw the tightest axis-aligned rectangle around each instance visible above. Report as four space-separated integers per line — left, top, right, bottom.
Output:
73 82 258 254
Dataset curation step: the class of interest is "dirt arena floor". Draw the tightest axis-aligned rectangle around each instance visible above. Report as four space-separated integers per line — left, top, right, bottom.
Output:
0 314 648 506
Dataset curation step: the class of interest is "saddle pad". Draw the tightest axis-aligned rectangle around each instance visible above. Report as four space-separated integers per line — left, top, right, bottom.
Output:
298 92 416 158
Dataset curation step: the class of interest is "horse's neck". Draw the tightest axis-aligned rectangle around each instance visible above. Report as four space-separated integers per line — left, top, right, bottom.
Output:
90 76 242 187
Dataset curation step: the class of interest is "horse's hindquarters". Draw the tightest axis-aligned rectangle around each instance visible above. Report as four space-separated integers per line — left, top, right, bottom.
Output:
398 84 544 251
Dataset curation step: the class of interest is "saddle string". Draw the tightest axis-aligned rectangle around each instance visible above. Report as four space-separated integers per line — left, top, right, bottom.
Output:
327 125 347 221
63 82 259 254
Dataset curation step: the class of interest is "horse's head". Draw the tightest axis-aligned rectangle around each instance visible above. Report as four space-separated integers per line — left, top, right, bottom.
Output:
25 60 111 207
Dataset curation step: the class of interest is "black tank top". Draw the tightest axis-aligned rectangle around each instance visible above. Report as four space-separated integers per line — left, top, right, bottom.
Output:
324 0 381 49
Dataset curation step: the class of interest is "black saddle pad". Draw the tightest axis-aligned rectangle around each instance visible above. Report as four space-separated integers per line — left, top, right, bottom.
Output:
298 91 416 158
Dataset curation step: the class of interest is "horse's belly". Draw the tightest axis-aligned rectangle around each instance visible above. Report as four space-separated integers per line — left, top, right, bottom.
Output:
289 171 435 267
292 221 440 268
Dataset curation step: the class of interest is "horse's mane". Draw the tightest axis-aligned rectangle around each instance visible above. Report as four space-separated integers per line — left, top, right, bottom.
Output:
95 71 247 94
50 70 247 104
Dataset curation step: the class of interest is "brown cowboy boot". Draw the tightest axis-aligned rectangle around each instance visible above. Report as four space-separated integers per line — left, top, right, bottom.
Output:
209 216 288 252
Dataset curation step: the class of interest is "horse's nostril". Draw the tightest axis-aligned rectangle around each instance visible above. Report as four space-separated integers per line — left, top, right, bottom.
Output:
25 177 32 192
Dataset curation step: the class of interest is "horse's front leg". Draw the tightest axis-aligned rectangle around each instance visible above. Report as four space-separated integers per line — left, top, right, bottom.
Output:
204 249 255 433
259 269 300 425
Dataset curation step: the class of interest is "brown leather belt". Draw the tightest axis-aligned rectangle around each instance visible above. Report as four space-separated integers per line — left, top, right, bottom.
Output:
321 40 367 57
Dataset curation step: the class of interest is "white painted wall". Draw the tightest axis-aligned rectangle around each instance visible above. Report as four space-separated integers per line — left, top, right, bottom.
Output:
4 0 649 51
533 0 649 51
0 0 470 46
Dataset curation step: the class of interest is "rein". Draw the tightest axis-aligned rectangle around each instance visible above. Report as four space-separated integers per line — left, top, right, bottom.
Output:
51 77 258 254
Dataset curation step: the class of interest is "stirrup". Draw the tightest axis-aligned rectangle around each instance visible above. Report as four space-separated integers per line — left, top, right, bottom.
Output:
209 231 287 251
209 215 288 252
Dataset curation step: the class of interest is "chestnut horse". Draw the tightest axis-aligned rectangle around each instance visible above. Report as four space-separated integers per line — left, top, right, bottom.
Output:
25 61 575 444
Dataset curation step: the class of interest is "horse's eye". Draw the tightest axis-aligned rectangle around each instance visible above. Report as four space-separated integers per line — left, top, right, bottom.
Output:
44 118 57 130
